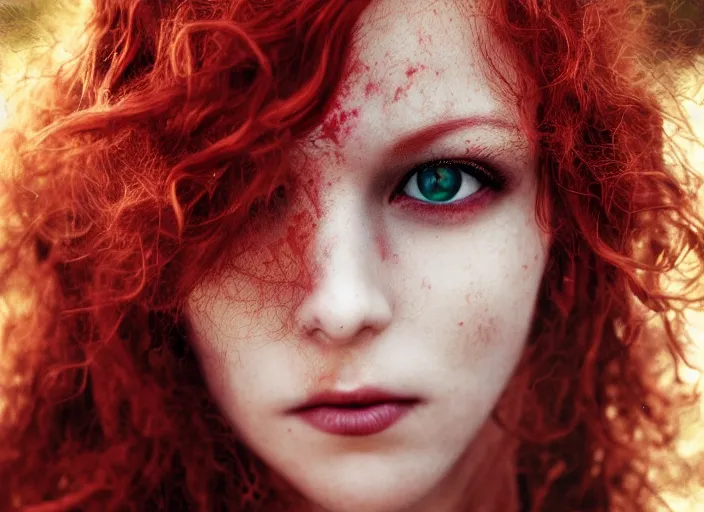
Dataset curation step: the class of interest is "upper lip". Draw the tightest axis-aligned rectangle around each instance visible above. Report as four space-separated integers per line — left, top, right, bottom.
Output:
290 387 420 412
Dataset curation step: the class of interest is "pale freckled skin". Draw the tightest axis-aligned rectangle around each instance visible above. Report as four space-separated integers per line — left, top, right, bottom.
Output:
185 1 550 512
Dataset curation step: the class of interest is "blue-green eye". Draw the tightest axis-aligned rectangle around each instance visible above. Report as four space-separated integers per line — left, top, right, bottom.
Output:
401 161 483 204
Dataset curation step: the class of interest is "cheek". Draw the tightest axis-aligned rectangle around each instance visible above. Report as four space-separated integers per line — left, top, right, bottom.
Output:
185 296 278 412
399 229 546 371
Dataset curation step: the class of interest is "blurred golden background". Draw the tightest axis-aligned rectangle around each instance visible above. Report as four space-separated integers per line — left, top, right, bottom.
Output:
0 0 702 510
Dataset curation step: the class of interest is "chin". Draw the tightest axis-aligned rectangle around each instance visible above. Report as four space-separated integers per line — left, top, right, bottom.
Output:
308 490 419 512
289 466 434 512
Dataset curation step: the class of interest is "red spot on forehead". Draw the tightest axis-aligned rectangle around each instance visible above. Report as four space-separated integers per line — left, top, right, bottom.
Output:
345 57 369 81
417 30 432 46
364 81 381 98
389 64 427 104
313 57 368 147
318 105 360 146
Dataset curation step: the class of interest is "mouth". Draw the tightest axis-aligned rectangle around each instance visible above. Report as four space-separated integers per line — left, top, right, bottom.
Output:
289 388 421 437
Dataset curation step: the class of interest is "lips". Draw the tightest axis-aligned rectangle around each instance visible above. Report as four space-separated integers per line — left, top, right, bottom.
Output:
289 388 420 436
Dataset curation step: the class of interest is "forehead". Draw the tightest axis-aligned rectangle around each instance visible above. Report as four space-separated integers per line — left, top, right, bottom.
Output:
357 0 480 69
303 0 518 157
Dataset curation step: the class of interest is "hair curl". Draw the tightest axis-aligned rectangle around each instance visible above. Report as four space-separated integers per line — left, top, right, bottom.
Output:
0 0 702 511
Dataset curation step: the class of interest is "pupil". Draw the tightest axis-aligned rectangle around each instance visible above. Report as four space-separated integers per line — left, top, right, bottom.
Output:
417 166 462 202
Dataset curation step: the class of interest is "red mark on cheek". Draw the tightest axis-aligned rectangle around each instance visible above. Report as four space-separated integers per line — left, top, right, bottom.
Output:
458 321 464 327
476 317 498 349
375 233 399 264
421 278 432 290
522 264 529 270
376 233 391 261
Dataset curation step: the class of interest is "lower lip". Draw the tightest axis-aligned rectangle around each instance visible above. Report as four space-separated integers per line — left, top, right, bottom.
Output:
295 402 415 436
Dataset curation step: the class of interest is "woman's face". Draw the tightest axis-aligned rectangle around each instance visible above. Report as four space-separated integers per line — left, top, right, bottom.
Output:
186 0 549 510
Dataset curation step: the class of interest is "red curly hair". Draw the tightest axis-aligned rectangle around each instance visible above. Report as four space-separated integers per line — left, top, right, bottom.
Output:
0 0 702 510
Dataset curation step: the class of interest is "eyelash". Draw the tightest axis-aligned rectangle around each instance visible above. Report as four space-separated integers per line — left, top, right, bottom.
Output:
390 158 506 204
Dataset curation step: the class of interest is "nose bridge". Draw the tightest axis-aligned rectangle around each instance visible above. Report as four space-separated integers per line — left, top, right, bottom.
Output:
297 189 393 343
317 193 367 272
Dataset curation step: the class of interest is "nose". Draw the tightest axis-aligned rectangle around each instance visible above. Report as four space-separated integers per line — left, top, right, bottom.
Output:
296 200 393 345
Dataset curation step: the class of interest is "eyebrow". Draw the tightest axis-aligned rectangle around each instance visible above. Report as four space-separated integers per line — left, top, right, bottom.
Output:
389 116 519 158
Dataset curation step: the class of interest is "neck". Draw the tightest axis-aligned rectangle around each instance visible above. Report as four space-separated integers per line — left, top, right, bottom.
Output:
404 416 520 512
403 372 528 512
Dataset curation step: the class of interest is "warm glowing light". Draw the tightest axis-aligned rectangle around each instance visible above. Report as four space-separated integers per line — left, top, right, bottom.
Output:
0 95 7 128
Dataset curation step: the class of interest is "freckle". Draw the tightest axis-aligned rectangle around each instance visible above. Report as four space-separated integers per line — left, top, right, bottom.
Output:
417 30 432 46
364 81 381 98
405 64 427 78
472 318 492 350
322 241 334 260
287 428 292 433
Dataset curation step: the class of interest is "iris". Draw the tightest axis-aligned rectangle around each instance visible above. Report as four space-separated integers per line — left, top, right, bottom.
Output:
415 165 463 202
